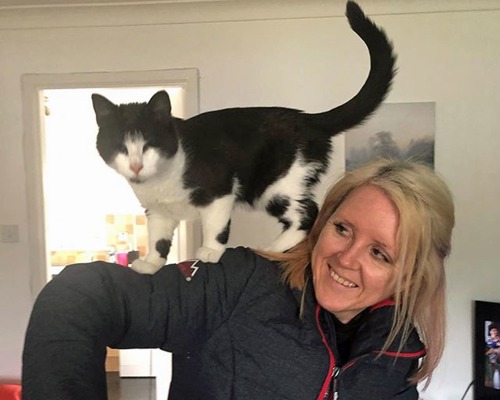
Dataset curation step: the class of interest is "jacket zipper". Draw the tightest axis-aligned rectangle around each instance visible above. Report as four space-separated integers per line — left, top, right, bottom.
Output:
315 304 337 400
331 366 340 400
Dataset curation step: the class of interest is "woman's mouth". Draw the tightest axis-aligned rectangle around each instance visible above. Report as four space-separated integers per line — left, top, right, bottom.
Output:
329 268 358 288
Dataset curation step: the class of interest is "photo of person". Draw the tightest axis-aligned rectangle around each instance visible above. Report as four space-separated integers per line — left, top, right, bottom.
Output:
485 321 500 390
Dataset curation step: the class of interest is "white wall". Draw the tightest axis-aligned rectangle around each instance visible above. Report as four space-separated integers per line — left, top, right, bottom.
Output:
1 1 499 398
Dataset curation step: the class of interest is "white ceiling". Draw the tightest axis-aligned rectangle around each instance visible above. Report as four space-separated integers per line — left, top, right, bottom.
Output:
0 0 497 16
0 0 223 8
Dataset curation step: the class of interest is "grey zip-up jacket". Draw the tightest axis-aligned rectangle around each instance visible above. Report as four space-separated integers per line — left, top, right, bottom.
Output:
22 247 424 399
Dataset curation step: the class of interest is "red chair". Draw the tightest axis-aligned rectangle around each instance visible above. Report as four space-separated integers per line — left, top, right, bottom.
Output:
0 384 21 400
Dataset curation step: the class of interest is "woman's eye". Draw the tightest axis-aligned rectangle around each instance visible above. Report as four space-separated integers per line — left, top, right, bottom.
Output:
372 247 390 263
333 222 349 236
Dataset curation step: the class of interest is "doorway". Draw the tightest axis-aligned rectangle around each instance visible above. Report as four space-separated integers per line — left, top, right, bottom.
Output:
22 69 199 400
43 86 183 275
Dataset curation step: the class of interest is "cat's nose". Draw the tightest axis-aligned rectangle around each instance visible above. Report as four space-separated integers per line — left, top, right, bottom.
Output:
130 163 143 175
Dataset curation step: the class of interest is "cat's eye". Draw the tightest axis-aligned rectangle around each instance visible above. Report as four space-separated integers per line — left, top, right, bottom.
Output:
119 145 128 155
143 143 150 152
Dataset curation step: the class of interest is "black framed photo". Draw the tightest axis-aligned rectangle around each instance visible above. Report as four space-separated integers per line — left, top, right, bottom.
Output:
474 300 500 399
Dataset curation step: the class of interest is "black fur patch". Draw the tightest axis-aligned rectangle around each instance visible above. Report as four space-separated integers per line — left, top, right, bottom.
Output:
266 195 290 218
156 239 172 259
298 198 318 231
266 196 293 230
279 218 292 231
216 221 231 245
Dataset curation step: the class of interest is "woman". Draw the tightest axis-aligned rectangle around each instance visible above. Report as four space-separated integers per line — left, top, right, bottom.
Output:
22 159 455 399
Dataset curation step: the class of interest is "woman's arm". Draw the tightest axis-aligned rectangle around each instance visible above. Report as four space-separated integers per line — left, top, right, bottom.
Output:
22 262 167 400
22 248 259 400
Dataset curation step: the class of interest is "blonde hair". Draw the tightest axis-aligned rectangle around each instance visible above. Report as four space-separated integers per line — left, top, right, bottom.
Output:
258 159 455 383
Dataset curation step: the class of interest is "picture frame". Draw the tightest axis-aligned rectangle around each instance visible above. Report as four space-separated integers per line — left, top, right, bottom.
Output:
345 102 435 171
474 300 500 399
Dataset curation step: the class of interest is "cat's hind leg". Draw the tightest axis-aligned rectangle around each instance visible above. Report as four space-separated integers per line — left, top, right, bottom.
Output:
265 196 318 253
196 194 235 263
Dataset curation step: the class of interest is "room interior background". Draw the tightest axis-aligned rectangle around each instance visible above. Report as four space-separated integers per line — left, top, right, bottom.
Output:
1 1 499 399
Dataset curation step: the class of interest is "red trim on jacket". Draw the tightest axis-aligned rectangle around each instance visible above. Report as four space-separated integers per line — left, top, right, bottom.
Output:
369 299 426 358
369 298 395 311
315 304 336 400
374 349 427 358
370 299 426 358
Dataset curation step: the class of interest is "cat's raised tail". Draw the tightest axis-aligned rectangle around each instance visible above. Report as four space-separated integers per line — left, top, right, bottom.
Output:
306 0 396 134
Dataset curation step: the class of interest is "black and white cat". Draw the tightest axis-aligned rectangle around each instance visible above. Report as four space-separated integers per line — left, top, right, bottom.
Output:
91 1 396 274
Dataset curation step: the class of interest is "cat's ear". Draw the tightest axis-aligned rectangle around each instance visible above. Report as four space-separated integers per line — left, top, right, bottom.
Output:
91 94 116 125
148 91 172 123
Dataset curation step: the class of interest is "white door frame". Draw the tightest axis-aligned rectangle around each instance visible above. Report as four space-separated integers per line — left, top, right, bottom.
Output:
21 68 200 301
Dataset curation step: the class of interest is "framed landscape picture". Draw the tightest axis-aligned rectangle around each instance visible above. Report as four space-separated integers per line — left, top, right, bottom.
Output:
345 102 435 171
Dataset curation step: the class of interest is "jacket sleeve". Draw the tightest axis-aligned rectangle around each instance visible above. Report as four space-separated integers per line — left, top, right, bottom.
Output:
22 247 259 400
336 304 425 400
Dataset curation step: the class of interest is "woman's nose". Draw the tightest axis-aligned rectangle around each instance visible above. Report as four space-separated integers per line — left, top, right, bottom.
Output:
337 243 360 269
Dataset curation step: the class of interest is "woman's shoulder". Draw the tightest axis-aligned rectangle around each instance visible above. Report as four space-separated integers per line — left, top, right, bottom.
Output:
220 246 281 271
163 246 284 292
219 246 284 282
352 300 425 356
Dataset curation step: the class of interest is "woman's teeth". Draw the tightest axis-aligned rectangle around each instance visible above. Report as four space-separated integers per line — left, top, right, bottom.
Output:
330 270 357 288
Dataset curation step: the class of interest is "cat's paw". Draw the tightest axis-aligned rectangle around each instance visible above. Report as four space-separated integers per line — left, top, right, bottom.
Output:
196 247 225 263
131 259 163 274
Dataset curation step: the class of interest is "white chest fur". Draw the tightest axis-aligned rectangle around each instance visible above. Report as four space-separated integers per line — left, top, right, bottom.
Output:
129 150 199 220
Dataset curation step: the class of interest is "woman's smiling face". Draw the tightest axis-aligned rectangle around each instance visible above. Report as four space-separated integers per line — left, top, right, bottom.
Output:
311 184 400 323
